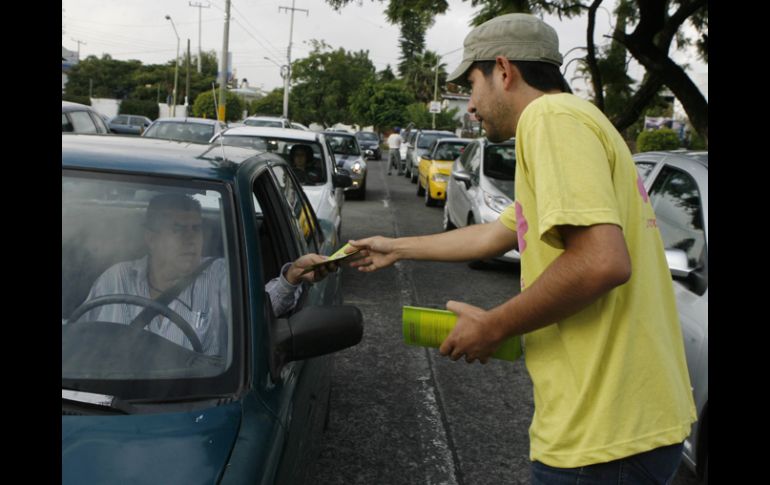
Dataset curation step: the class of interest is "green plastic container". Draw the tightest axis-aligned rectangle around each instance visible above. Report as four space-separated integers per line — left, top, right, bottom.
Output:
402 305 522 362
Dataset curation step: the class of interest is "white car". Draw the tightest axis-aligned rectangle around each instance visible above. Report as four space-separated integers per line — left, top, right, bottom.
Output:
444 137 520 266
635 150 708 485
211 126 351 243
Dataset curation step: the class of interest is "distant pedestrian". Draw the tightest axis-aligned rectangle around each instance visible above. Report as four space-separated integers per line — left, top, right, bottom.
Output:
387 129 402 175
348 13 695 485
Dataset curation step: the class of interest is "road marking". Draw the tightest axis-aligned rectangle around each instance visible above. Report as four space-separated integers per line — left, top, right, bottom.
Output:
383 177 460 485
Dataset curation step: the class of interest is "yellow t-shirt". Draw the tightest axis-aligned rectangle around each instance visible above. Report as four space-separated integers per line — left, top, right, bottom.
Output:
499 93 696 468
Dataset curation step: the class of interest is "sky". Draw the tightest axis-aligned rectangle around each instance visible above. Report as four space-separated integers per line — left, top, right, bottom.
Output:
62 0 707 104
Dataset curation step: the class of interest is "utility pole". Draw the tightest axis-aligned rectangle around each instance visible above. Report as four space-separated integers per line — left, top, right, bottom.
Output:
279 1 308 119
432 60 439 129
185 39 191 111
189 1 211 73
165 15 181 117
217 0 231 122
71 38 86 61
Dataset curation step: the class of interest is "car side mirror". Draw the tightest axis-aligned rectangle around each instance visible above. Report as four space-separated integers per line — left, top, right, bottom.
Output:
333 171 353 189
268 302 363 381
422 154 432 161
452 170 473 190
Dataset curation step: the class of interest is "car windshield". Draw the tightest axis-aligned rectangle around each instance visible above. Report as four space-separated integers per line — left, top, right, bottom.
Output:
326 134 360 156
62 172 239 401
433 141 468 161
356 132 378 142
244 119 283 127
221 135 328 186
144 122 215 144
418 133 453 149
484 144 516 181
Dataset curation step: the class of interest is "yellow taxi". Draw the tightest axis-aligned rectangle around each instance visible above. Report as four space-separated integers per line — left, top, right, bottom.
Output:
416 137 472 206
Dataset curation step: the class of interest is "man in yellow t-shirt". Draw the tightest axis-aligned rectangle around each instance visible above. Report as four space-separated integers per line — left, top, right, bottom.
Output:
347 13 696 484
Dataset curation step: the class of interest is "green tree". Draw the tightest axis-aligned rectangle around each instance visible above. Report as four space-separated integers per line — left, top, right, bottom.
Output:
402 50 446 103
65 54 143 99
250 88 285 116
405 102 461 131
350 79 415 131
290 40 376 127
192 90 245 121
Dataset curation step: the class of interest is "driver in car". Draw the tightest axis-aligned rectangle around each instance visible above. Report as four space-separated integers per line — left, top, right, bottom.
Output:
79 193 335 356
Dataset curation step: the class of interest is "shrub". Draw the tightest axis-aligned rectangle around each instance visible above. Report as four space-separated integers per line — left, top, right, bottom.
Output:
636 128 681 152
119 99 159 120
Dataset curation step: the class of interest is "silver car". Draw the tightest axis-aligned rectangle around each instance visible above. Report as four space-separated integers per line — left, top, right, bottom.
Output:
444 137 520 264
634 150 708 485
323 131 368 200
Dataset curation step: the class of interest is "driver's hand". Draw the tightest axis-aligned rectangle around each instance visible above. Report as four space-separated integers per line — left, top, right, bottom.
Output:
286 253 338 284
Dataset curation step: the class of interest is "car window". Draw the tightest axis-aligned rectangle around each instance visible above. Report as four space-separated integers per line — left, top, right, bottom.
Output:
459 143 477 171
62 113 75 132
61 172 238 400
145 122 214 143
467 144 481 177
113 116 128 125
326 134 361 156
91 113 110 134
484 145 516 181
271 164 322 254
356 132 379 142
648 166 706 269
69 110 98 133
244 119 283 128
434 141 468 161
417 133 448 149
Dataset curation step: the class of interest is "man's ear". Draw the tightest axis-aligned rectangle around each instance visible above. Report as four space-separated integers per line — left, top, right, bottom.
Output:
495 56 519 90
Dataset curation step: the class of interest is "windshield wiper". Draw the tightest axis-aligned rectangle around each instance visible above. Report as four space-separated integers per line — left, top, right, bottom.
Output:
62 388 130 415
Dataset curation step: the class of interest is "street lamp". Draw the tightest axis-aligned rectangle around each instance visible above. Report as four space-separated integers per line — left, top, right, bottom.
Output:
165 15 181 117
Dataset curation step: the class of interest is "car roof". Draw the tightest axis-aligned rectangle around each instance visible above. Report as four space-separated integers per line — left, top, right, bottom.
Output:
150 117 223 126
62 134 268 182
419 130 455 135
322 130 355 137
634 150 708 169
435 137 472 144
62 101 95 112
244 115 288 121
221 125 320 142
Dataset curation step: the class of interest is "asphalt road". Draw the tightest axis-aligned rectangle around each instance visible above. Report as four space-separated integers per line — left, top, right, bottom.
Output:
302 157 700 485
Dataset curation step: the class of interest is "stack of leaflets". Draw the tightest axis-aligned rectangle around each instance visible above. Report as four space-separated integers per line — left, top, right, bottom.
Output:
402 305 522 362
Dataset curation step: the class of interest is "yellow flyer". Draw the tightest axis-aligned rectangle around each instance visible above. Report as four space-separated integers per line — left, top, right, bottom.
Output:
300 242 361 274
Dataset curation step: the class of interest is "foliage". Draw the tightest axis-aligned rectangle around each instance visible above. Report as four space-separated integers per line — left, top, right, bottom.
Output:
250 88 284 117
636 128 681 152
290 40 376 126
405 102 461 131
62 94 91 106
119 99 159 120
64 51 220 109
401 50 446 103
350 79 415 131
686 129 707 150
192 90 245 121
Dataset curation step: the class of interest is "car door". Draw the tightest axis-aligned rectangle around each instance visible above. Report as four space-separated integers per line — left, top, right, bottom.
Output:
251 165 333 485
645 161 708 466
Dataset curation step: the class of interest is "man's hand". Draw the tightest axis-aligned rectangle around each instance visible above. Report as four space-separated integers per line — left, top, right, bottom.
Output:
286 253 339 284
348 236 399 272
438 300 505 364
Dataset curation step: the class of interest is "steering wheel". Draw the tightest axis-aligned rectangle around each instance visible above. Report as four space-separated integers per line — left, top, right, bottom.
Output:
67 294 204 353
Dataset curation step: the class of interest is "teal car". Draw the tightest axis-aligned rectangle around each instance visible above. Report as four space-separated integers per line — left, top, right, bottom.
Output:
61 135 362 484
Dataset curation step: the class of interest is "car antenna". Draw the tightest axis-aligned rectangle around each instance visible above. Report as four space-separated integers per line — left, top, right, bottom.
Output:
211 83 227 161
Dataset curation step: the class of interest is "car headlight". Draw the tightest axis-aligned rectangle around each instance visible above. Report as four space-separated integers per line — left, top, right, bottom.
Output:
483 192 512 213
351 161 363 174
431 173 449 183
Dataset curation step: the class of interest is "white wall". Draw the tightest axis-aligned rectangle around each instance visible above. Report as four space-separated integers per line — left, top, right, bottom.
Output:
90 98 121 118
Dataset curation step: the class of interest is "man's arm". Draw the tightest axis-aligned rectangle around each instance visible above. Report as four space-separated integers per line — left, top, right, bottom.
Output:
439 223 631 363
349 220 517 272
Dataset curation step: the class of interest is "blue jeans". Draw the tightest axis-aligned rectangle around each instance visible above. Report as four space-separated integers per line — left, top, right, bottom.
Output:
388 149 401 174
531 443 684 485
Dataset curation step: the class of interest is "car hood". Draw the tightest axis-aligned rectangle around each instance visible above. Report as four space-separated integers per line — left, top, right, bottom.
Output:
62 402 242 484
